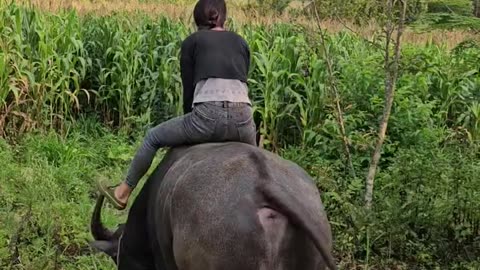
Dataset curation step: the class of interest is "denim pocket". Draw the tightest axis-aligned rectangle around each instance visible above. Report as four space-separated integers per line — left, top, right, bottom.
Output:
193 103 217 122
233 108 256 145
185 105 218 143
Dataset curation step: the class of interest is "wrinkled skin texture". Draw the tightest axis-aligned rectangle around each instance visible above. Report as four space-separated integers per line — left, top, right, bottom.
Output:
90 142 337 270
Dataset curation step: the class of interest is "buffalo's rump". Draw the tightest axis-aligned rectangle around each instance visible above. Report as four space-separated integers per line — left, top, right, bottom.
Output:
119 142 333 270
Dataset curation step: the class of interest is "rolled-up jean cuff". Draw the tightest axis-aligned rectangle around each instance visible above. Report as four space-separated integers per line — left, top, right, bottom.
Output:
125 178 136 188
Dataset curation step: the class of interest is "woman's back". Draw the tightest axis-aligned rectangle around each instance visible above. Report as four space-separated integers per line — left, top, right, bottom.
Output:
182 30 250 86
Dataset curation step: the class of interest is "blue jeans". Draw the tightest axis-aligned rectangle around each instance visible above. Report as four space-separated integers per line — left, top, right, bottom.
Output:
124 102 256 188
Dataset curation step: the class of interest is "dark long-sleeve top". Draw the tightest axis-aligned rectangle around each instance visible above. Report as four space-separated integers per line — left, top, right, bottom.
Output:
180 29 251 114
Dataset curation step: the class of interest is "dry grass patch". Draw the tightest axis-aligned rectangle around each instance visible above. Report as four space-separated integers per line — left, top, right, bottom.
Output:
11 0 480 49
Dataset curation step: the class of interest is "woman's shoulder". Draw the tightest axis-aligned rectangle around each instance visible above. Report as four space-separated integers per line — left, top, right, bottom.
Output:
182 30 249 50
182 31 198 44
222 30 247 41
228 31 248 44
195 29 246 41
180 31 200 51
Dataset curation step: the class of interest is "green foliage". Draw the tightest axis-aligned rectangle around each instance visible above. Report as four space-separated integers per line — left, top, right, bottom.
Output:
374 144 480 262
0 4 187 137
82 15 187 129
412 12 480 30
0 4 88 136
1 2 480 269
427 0 474 16
304 0 480 28
282 141 480 268
1 3 479 149
0 128 167 269
306 0 427 24
1 122 478 269
0 132 124 269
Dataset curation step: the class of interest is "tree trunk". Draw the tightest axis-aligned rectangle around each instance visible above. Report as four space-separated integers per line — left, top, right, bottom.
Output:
474 0 480 18
364 0 408 209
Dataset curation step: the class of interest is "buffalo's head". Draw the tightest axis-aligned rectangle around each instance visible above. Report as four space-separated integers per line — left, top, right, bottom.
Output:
89 194 125 263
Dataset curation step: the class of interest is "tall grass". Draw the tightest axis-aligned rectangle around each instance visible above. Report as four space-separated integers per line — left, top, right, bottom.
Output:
0 128 133 270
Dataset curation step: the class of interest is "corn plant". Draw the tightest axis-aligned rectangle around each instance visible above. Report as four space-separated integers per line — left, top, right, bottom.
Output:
246 24 315 150
1 4 89 137
1 2 479 147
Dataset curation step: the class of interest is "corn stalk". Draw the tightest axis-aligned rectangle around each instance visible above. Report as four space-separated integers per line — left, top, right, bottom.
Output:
365 0 408 209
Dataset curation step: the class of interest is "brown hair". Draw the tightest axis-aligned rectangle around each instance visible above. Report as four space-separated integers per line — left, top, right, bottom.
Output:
193 0 227 30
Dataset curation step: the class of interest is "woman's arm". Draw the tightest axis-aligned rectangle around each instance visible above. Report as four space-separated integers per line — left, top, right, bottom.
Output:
180 36 195 114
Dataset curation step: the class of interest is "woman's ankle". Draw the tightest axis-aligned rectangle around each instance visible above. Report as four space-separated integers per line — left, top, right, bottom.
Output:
115 182 132 202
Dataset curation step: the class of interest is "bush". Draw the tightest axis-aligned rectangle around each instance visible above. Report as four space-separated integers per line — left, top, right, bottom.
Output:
281 141 480 268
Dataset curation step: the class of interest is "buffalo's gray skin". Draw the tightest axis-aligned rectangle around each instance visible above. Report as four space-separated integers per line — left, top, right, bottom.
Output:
90 142 337 270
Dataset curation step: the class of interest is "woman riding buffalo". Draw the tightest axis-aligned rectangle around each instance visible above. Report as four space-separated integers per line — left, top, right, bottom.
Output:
98 0 256 210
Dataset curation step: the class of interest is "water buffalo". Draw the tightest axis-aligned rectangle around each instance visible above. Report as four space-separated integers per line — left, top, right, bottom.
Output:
90 142 337 270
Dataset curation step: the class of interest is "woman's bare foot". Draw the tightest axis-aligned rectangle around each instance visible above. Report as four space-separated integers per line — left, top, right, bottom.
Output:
114 182 132 205
97 179 131 210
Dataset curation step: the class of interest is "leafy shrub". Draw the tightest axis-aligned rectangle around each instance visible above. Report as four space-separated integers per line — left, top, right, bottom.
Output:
282 141 480 268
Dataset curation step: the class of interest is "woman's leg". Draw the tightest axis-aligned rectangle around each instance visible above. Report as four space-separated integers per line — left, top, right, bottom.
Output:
124 115 192 189
101 109 217 209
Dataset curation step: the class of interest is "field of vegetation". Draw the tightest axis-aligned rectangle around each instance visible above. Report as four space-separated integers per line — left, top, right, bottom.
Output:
1 0 480 269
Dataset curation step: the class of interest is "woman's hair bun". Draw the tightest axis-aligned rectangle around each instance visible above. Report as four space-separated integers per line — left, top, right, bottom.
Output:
193 0 227 29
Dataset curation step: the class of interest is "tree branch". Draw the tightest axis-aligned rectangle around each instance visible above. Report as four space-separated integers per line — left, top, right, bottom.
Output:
365 0 408 208
312 1 356 179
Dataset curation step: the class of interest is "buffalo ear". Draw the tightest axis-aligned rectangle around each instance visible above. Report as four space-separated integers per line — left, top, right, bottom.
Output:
90 240 116 255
